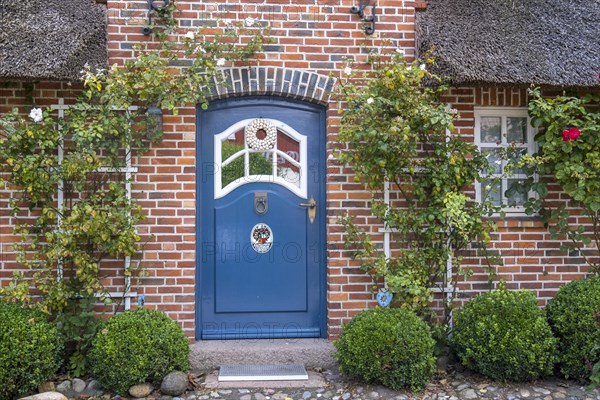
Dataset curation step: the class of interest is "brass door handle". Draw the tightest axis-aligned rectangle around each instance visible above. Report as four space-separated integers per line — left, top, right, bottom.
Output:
299 196 317 224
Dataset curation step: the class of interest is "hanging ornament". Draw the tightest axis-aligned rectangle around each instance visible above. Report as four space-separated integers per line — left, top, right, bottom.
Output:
376 288 393 307
245 118 277 151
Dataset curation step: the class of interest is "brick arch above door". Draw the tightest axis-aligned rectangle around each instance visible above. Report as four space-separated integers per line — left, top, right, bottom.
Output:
206 67 336 106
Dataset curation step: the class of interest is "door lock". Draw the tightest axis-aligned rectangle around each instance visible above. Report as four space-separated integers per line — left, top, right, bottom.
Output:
299 196 317 224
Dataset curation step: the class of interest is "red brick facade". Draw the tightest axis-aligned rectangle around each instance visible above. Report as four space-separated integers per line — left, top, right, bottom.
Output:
0 1 592 339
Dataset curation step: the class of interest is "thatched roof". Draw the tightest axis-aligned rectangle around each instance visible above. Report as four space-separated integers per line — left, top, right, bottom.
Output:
416 0 600 87
0 0 107 81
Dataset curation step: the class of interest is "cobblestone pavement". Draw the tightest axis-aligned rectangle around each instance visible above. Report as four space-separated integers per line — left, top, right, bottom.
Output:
182 368 600 400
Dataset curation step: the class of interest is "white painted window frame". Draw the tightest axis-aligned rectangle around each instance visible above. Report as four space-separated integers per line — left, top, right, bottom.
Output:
214 118 308 199
474 107 537 216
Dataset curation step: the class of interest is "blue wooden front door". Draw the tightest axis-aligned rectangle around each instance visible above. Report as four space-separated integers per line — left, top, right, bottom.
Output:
197 97 326 339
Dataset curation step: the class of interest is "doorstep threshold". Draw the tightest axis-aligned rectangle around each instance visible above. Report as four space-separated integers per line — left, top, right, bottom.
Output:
218 364 308 382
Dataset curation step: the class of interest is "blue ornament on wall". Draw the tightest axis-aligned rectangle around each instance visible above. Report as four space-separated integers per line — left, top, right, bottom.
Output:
137 294 145 308
376 289 393 308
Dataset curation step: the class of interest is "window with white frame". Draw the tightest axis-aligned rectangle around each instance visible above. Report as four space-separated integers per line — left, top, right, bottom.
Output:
474 107 536 214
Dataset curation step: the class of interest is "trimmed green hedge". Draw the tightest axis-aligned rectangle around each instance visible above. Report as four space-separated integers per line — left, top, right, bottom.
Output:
90 309 189 395
0 302 62 399
452 288 557 382
335 307 436 391
546 276 600 381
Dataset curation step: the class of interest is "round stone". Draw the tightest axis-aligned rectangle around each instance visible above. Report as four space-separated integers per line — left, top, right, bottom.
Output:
161 371 189 396
72 378 86 393
18 392 68 400
55 381 71 395
129 383 154 398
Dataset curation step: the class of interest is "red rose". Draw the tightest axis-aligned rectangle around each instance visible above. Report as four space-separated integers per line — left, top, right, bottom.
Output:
562 127 581 142
569 127 581 140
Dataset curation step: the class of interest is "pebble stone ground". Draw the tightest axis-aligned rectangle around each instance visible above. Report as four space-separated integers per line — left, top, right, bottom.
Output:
175 368 600 400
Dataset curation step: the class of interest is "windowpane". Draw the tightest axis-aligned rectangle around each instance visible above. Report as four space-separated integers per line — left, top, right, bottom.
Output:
249 151 272 176
221 139 246 186
481 180 501 206
506 179 527 206
278 163 301 187
511 147 528 175
480 117 501 143
507 117 527 143
481 147 502 174
276 131 301 187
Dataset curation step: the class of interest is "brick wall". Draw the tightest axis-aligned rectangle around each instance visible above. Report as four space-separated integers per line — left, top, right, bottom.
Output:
0 1 593 340
105 0 416 338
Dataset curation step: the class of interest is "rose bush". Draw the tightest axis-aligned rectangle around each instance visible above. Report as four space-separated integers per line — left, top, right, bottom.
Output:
518 88 600 272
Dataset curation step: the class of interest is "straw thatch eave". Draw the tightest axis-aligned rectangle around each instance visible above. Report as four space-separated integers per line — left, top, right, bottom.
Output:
416 0 600 88
0 0 107 81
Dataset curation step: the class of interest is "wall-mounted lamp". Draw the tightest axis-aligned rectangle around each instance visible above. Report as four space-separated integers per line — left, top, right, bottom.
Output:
146 106 163 136
143 0 171 35
351 0 377 35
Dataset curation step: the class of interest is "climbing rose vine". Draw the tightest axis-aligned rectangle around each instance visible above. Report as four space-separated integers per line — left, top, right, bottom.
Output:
0 6 266 376
518 88 600 272
337 51 500 322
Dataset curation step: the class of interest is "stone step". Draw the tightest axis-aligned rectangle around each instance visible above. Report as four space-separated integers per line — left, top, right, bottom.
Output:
190 339 336 371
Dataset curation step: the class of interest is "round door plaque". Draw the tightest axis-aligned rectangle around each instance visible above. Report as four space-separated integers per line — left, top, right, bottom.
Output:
251 223 273 253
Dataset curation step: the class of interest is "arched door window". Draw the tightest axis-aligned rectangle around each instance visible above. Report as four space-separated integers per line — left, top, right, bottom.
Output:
214 118 307 199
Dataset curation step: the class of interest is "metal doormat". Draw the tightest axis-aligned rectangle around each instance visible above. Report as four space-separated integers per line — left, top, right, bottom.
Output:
218 364 308 381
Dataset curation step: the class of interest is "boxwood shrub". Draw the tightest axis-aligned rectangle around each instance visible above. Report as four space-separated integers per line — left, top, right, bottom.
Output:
451 287 557 382
545 276 600 381
90 309 189 395
0 302 62 399
335 307 436 391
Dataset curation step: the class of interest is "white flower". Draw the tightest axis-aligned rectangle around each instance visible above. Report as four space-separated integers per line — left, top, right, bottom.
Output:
194 46 206 55
396 48 405 55
344 66 352 75
223 18 232 26
485 184 492 190
185 31 195 40
407 66 413 71
419 63 426 70
29 108 43 123
366 97 374 104
216 58 226 67
245 17 255 26
494 160 502 165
